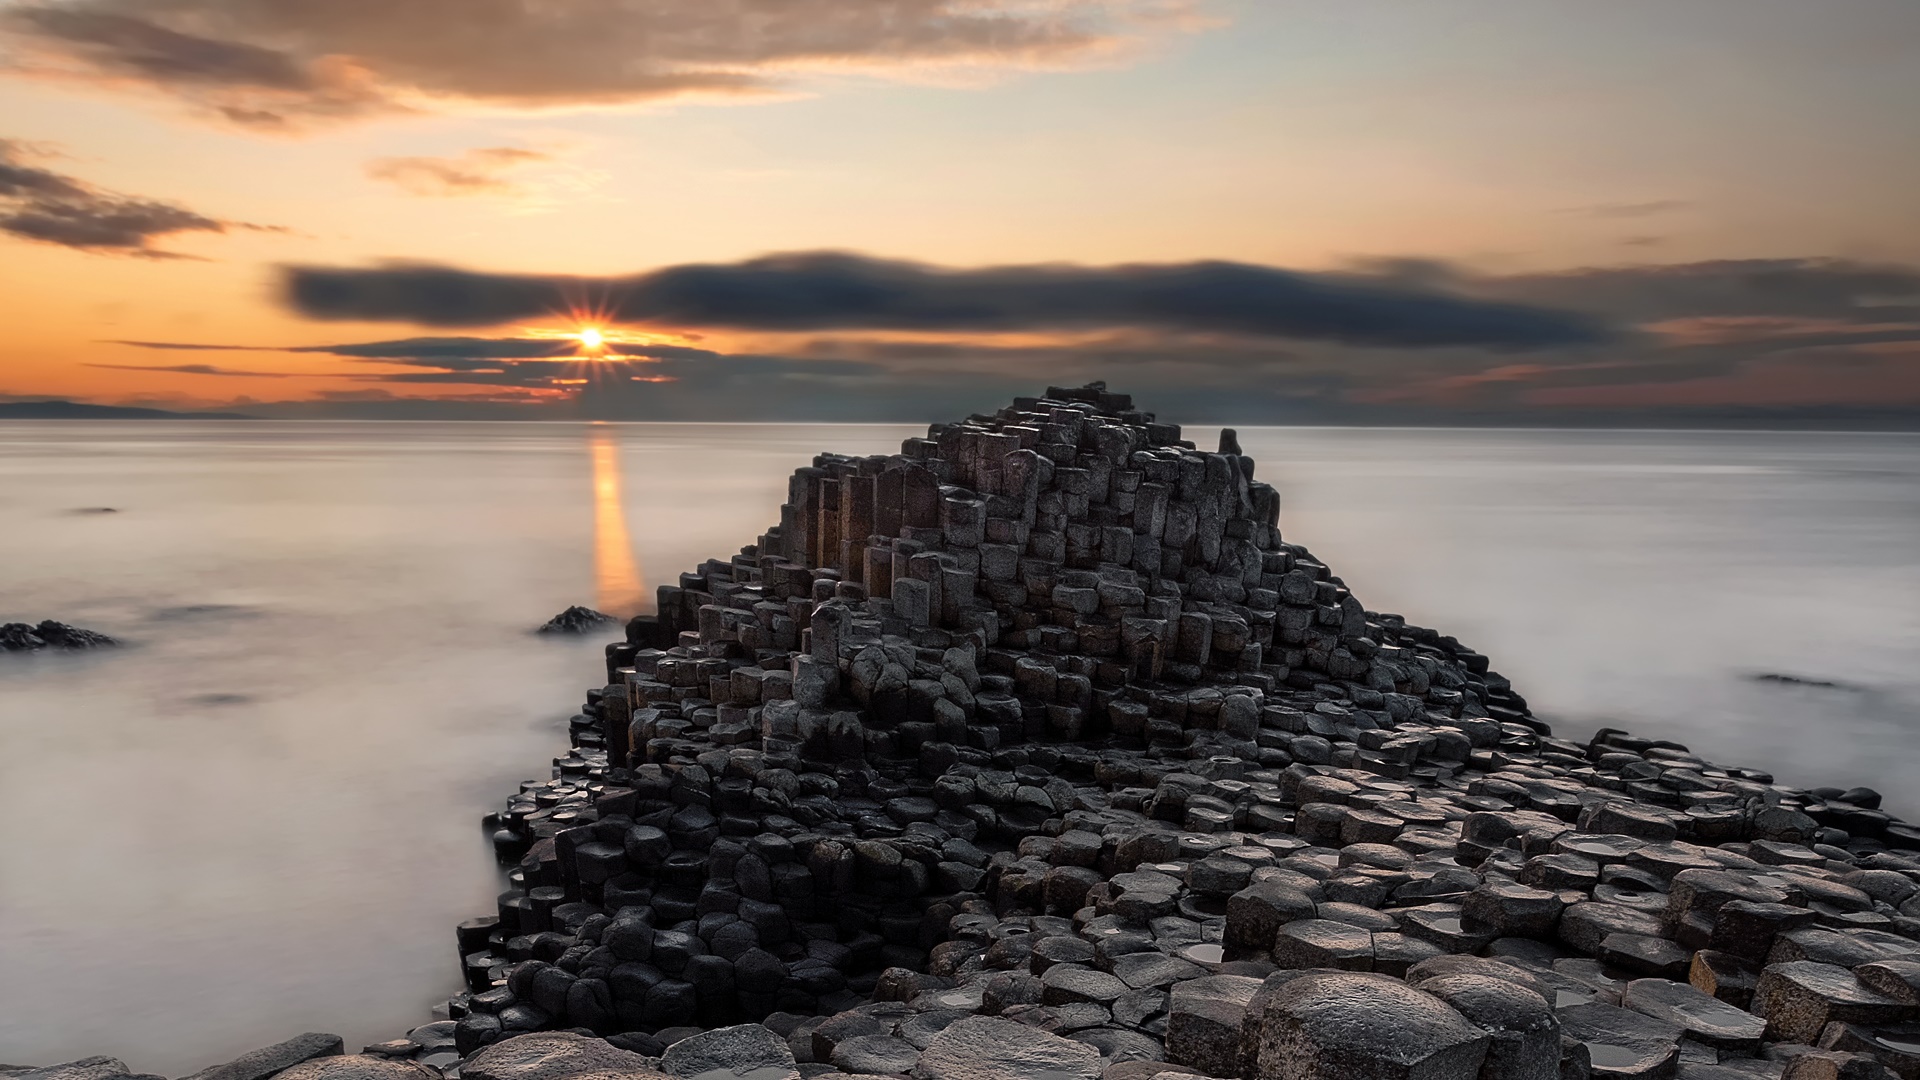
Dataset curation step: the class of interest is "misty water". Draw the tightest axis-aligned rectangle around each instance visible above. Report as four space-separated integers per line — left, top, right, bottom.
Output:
2 420 1917 1074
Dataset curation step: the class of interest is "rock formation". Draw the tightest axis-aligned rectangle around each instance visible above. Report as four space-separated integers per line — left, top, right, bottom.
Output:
22 385 1920 1080
432 386 1920 1080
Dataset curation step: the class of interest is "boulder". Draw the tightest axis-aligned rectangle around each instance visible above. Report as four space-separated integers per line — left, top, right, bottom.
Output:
1419 974 1559 1080
1165 976 1262 1077
181 1034 345 1080
265 1057 438 1080
463 1033 669 1080
1251 971 1490 1080
660 1025 798 1080
917 1017 1102 1080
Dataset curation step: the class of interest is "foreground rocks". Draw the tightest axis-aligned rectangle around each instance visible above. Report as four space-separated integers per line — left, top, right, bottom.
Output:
20 385 1920 1080
0 620 117 651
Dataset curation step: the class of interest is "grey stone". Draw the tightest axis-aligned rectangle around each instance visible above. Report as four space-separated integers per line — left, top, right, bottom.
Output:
1854 960 1920 1005
829 1036 920 1076
1420 974 1560 1080
1111 952 1206 990
1560 903 1668 955
1271 919 1374 971
1044 965 1133 1006
1225 883 1316 952
464 1034 669 1080
918 1017 1103 1080
1463 881 1565 939
1252 971 1490 1080
1753 962 1912 1044
181 1035 345 1080
1621 979 1768 1052
1554 1002 1684 1079
662 1025 799 1080
263 1058 439 1080
1165 976 1261 1077
13 1060 134 1080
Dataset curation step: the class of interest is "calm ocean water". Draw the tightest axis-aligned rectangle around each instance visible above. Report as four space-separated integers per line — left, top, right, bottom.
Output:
2 420 1917 1073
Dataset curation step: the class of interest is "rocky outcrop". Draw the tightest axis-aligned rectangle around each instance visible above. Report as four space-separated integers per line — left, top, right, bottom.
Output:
538 608 621 636
418 385 1920 1080
1 620 117 651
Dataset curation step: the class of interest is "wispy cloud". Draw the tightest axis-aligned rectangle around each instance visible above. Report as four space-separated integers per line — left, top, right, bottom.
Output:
0 0 1208 130
0 138 279 257
86 362 299 377
366 147 550 197
1558 200 1691 220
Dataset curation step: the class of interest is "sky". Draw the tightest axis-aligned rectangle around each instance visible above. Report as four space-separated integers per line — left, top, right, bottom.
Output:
1 0 1917 423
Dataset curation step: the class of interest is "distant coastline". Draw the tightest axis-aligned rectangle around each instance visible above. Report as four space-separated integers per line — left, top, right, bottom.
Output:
4 397 1919 430
0 400 256 421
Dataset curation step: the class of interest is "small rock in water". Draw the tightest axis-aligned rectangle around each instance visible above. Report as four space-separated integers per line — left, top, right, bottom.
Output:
534 606 618 635
0 620 118 652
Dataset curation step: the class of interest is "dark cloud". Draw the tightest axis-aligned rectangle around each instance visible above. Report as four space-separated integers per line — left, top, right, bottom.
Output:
281 252 1614 350
0 137 276 257
87 362 298 377
365 147 550 197
1477 258 1920 324
1 0 1199 128
112 255 1920 425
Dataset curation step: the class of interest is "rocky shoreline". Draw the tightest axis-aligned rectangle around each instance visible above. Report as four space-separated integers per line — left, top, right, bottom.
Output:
17 385 1920 1080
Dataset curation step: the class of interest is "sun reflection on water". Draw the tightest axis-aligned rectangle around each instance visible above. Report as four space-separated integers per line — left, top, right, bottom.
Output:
590 427 647 616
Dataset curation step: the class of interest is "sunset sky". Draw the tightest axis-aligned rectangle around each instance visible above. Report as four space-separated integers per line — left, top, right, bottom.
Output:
2 0 1917 422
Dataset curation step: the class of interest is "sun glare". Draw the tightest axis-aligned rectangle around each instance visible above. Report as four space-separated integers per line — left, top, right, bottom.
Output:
577 327 606 352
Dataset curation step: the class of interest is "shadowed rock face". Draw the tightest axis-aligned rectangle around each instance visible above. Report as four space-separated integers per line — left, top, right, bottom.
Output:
34 385 1917 1080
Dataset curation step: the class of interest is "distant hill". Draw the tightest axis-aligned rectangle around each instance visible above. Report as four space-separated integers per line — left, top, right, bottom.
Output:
0 400 254 420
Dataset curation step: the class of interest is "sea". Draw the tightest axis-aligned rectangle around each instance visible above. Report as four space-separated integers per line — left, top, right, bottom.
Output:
1 421 1916 1075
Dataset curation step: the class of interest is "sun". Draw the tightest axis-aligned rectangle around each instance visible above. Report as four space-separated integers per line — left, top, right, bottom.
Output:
576 327 606 352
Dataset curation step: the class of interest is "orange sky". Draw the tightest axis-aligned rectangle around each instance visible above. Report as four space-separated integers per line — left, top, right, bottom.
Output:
2 0 1917 419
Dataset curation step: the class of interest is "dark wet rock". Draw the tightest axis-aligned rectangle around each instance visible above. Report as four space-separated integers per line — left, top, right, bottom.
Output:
1420 974 1560 1080
537 607 620 635
180 1033 345 1080
1621 979 1767 1052
1598 933 1694 981
1 620 117 651
917 1017 1102 1080
1554 1002 1683 1079
1251 971 1489 1080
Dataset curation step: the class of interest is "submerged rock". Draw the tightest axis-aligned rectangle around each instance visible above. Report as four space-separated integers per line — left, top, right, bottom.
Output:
536 607 620 635
0 620 117 651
